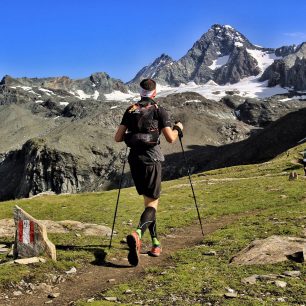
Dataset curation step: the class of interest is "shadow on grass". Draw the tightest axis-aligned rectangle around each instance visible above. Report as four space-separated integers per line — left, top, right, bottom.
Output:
55 244 131 268
284 164 302 171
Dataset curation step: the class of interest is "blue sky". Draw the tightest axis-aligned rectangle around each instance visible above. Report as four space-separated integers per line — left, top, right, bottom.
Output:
1 0 306 82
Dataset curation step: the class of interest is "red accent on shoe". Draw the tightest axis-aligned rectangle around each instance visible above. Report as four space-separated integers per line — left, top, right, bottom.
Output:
126 232 141 266
149 245 162 257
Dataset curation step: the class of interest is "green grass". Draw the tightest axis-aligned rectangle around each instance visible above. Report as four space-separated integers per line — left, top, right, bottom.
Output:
79 195 305 305
0 143 305 304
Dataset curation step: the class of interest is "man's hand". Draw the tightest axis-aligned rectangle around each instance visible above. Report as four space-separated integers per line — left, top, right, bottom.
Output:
173 122 184 138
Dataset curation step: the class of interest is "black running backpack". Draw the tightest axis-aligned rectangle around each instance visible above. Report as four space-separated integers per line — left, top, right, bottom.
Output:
124 103 160 148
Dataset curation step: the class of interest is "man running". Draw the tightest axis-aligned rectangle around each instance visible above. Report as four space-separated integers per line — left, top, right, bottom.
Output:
114 78 183 266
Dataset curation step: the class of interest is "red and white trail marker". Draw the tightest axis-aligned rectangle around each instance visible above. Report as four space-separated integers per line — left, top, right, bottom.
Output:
18 220 35 244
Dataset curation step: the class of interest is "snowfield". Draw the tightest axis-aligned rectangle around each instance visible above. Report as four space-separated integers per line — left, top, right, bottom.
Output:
156 77 289 101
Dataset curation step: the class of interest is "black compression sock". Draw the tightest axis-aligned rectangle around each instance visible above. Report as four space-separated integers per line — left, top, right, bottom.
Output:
149 220 160 246
137 207 156 238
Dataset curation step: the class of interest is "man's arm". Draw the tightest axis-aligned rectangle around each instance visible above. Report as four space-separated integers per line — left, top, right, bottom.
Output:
162 122 183 143
115 125 127 142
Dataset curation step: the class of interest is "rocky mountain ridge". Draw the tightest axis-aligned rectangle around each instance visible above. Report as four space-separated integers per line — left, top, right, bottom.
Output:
0 24 306 201
130 24 296 87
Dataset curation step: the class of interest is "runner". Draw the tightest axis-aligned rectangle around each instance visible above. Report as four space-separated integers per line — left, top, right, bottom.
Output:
114 78 183 266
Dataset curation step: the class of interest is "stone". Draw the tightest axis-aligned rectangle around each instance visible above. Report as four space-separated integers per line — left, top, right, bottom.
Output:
258 274 278 281
230 235 306 265
13 291 23 296
13 206 56 261
14 257 46 265
224 292 238 298
104 297 118 302
0 219 15 237
35 283 53 293
124 289 133 294
0 248 9 254
107 279 115 283
283 270 301 277
202 250 217 256
0 218 113 239
48 292 60 298
274 280 287 288
65 267 77 274
241 275 258 284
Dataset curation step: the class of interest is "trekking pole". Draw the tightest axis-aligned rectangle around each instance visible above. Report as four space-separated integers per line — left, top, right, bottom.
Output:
176 128 205 236
109 147 128 249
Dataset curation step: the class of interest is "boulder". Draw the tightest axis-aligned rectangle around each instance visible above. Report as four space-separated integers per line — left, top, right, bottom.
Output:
230 235 306 265
13 206 56 261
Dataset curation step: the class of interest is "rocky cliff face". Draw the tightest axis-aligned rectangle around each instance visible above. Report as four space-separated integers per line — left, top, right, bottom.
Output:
235 97 306 127
260 43 306 90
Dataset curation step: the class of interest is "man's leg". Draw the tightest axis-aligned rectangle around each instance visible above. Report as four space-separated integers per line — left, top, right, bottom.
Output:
135 196 158 238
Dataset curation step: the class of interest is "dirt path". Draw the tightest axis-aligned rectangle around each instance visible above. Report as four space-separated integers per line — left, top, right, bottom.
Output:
5 213 251 306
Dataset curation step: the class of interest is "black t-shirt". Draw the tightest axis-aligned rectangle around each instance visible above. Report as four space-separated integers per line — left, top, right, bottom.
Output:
120 98 171 164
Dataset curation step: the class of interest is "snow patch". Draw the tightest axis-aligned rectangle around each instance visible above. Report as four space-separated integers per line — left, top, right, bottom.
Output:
14 86 39 95
235 42 244 47
39 88 55 95
73 90 100 100
208 55 230 70
279 95 306 102
246 49 282 73
104 91 137 101
205 80 218 86
59 102 69 106
184 99 202 103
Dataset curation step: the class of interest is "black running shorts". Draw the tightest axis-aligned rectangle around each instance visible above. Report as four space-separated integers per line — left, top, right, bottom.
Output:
129 159 162 199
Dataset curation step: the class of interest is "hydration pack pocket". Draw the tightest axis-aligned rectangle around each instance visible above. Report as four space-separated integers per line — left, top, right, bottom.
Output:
124 130 159 148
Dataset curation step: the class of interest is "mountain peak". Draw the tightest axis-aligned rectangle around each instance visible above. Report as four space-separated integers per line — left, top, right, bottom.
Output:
211 24 235 31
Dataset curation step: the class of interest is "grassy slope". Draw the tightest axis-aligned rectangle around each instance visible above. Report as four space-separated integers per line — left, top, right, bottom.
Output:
0 144 305 305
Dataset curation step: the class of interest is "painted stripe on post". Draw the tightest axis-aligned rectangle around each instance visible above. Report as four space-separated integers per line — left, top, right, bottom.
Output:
23 220 30 244
18 220 23 242
30 221 35 243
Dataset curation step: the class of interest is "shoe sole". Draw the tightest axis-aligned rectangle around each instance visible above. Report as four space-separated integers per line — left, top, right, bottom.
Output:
126 234 139 266
148 248 162 257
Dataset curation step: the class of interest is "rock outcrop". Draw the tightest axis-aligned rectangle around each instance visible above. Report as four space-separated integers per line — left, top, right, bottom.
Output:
230 235 306 265
235 97 306 127
14 206 56 261
260 43 306 90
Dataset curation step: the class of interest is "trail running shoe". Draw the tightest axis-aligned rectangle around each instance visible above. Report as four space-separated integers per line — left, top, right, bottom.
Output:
149 245 162 257
126 232 141 266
